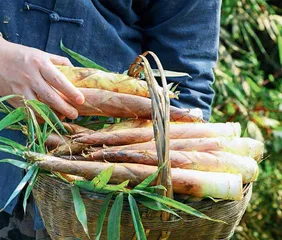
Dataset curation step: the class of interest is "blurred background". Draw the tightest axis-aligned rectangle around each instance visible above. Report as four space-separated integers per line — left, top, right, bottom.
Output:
212 0 282 239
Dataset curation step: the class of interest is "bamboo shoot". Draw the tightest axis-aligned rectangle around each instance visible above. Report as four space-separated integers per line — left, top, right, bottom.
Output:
71 88 203 122
74 122 241 145
30 155 242 200
87 150 258 183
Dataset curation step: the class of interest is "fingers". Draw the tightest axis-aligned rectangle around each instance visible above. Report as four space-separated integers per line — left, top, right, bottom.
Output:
40 61 85 105
47 54 73 66
32 74 79 119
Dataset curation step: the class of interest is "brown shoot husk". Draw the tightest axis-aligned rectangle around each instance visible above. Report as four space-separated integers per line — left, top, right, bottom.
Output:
99 137 263 161
62 122 95 135
86 150 258 183
73 122 241 145
45 133 88 155
70 88 203 122
45 133 68 151
31 156 242 200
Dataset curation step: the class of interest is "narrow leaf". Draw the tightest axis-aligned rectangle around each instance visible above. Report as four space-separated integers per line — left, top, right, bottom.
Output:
95 193 113 240
5 125 23 131
134 162 166 190
71 186 89 237
28 117 35 152
128 194 147 240
91 165 114 188
23 167 39 213
60 40 110 72
145 185 167 192
74 179 128 194
27 100 67 134
28 108 45 153
137 197 180 218
0 159 28 169
104 180 129 191
135 190 224 223
0 136 27 151
0 107 26 132
0 102 12 114
0 95 21 104
0 145 23 157
107 193 123 240
74 180 96 191
74 180 111 194
42 122 48 140
278 34 282 65
0 164 38 212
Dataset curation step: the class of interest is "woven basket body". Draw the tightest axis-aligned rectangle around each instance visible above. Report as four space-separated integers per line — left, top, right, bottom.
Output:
33 174 252 240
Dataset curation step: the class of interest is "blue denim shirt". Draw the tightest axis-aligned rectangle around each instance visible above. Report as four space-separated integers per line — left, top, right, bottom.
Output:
0 0 221 230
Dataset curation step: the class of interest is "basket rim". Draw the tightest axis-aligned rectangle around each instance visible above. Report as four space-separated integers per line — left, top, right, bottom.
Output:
38 173 252 203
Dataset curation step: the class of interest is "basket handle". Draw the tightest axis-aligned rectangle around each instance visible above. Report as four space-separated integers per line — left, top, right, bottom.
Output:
129 52 173 239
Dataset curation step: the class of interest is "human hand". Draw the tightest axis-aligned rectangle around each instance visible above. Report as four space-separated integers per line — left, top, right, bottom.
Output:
0 37 84 119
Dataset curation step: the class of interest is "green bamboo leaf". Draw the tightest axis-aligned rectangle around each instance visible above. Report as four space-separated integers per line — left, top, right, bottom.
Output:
170 83 180 94
5 125 23 131
145 185 167 192
27 100 67 134
107 193 123 240
0 95 22 104
137 197 180 218
28 117 36 151
0 164 38 212
0 102 12 114
71 186 89 237
0 145 23 157
42 122 48 140
60 40 110 72
74 179 128 194
104 180 129 191
74 180 95 191
128 194 146 240
278 34 282 66
0 136 27 151
95 193 113 240
74 180 109 193
134 190 224 223
92 165 115 188
0 107 26 132
28 108 45 153
134 162 166 190
0 159 28 169
23 167 39 213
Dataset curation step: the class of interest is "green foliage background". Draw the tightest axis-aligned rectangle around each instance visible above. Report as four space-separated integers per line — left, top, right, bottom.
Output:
214 1 282 239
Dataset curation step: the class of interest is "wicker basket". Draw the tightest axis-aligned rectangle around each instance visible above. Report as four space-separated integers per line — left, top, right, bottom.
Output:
32 52 252 240
33 174 252 240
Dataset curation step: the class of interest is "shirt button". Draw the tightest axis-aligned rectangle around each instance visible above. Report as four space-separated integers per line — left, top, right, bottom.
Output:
49 12 60 22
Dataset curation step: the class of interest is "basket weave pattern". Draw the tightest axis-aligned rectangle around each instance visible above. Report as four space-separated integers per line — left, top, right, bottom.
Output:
32 53 252 240
33 174 252 240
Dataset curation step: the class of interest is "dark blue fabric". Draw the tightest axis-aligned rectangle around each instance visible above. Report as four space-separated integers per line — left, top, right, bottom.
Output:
0 0 221 230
